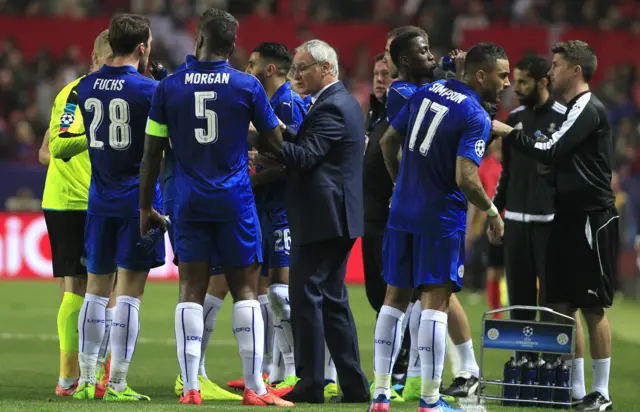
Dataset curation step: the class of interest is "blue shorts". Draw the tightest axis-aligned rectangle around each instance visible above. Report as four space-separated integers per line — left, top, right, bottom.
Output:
85 214 165 275
382 228 464 291
260 210 290 276
175 206 262 268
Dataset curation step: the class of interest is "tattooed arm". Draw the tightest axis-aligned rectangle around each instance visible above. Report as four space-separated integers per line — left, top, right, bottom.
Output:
456 156 504 243
455 156 493 211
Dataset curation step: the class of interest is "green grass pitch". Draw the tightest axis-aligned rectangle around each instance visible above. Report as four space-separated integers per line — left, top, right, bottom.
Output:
1 281 639 411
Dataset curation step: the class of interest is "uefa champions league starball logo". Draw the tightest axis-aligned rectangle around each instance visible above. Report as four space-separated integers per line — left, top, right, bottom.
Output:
475 140 485 157
523 326 534 338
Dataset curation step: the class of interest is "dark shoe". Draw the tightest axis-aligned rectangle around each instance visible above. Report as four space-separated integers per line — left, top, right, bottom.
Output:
329 394 369 404
574 392 612 411
281 387 324 404
441 372 479 398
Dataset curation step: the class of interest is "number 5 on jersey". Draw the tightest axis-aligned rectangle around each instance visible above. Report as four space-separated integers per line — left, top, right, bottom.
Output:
85 97 131 150
408 97 449 156
195 91 218 144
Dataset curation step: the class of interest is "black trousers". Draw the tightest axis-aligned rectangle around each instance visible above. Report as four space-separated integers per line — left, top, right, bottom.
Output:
361 233 387 313
504 220 554 361
503 220 553 321
289 237 369 401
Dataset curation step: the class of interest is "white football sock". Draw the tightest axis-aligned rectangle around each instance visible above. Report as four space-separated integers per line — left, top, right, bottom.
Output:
109 296 140 392
566 358 586 400
373 305 405 399
258 294 273 377
78 293 109 385
407 299 422 378
274 317 296 378
419 309 448 405
199 294 223 379
268 284 295 378
456 339 479 377
97 307 113 367
447 334 461 376
233 300 267 395
591 358 610 400
175 302 203 393
325 340 337 383
402 302 414 337
270 343 285 383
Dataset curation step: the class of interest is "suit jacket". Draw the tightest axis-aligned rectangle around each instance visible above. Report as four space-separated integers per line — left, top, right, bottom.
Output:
278 81 364 246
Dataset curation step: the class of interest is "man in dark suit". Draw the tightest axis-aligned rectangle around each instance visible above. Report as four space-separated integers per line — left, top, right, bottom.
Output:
254 39 369 403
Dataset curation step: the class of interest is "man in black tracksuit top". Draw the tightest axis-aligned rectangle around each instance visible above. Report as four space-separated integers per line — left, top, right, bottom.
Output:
494 55 566 323
492 41 616 411
363 52 393 313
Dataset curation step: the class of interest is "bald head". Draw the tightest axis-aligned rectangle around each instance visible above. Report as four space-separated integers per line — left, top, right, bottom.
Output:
91 29 112 73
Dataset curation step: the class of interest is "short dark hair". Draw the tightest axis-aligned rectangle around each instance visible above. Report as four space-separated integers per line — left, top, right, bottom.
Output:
551 40 597 83
387 26 427 40
200 9 238 57
515 54 550 81
515 54 551 89
464 42 508 73
389 30 425 69
108 14 151 57
197 9 216 34
374 52 386 63
252 42 292 76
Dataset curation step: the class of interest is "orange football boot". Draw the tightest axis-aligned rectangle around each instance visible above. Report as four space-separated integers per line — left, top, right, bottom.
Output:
227 373 269 390
179 389 203 405
55 379 78 396
242 387 294 406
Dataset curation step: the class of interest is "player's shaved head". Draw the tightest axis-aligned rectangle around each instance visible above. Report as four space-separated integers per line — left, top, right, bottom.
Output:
93 30 112 59
199 9 238 58
90 29 112 73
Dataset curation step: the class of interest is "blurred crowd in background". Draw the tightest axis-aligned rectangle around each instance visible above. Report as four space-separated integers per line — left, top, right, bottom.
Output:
1 0 640 292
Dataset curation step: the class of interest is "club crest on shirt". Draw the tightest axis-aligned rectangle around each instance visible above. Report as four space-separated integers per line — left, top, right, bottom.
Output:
475 140 485 157
548 122 557 134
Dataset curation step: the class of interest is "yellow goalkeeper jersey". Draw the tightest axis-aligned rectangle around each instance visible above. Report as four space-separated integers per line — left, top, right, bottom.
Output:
41 76 91 211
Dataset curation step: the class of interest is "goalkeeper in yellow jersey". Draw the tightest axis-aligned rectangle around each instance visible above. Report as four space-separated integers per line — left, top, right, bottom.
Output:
39 29 113 397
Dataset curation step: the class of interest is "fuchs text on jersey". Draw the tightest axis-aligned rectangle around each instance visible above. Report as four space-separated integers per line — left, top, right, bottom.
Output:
185 72 230 85
93 78 125 91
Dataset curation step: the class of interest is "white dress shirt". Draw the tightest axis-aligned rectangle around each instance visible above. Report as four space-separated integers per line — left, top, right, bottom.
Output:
311 80 339 105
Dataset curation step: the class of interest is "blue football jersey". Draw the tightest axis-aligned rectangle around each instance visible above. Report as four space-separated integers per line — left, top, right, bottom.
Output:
254 81 306 213
146 59 280 222
388 79 491 237
302 95 313 111
77 65 162 217
163 54 199 214
386 80 418 124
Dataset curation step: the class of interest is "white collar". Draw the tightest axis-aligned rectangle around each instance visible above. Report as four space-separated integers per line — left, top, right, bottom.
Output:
311 81 339 104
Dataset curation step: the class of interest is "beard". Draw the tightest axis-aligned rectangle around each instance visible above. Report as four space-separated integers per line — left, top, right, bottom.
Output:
137 56 149 74
517 87 540 107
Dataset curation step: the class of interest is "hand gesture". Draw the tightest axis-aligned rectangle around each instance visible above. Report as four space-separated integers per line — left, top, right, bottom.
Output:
449 49 466 74
140 208 167 236
491 120 513 137
486 214 504 245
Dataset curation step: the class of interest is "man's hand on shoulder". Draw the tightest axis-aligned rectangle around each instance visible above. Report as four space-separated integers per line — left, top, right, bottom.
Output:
491 120 513 137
